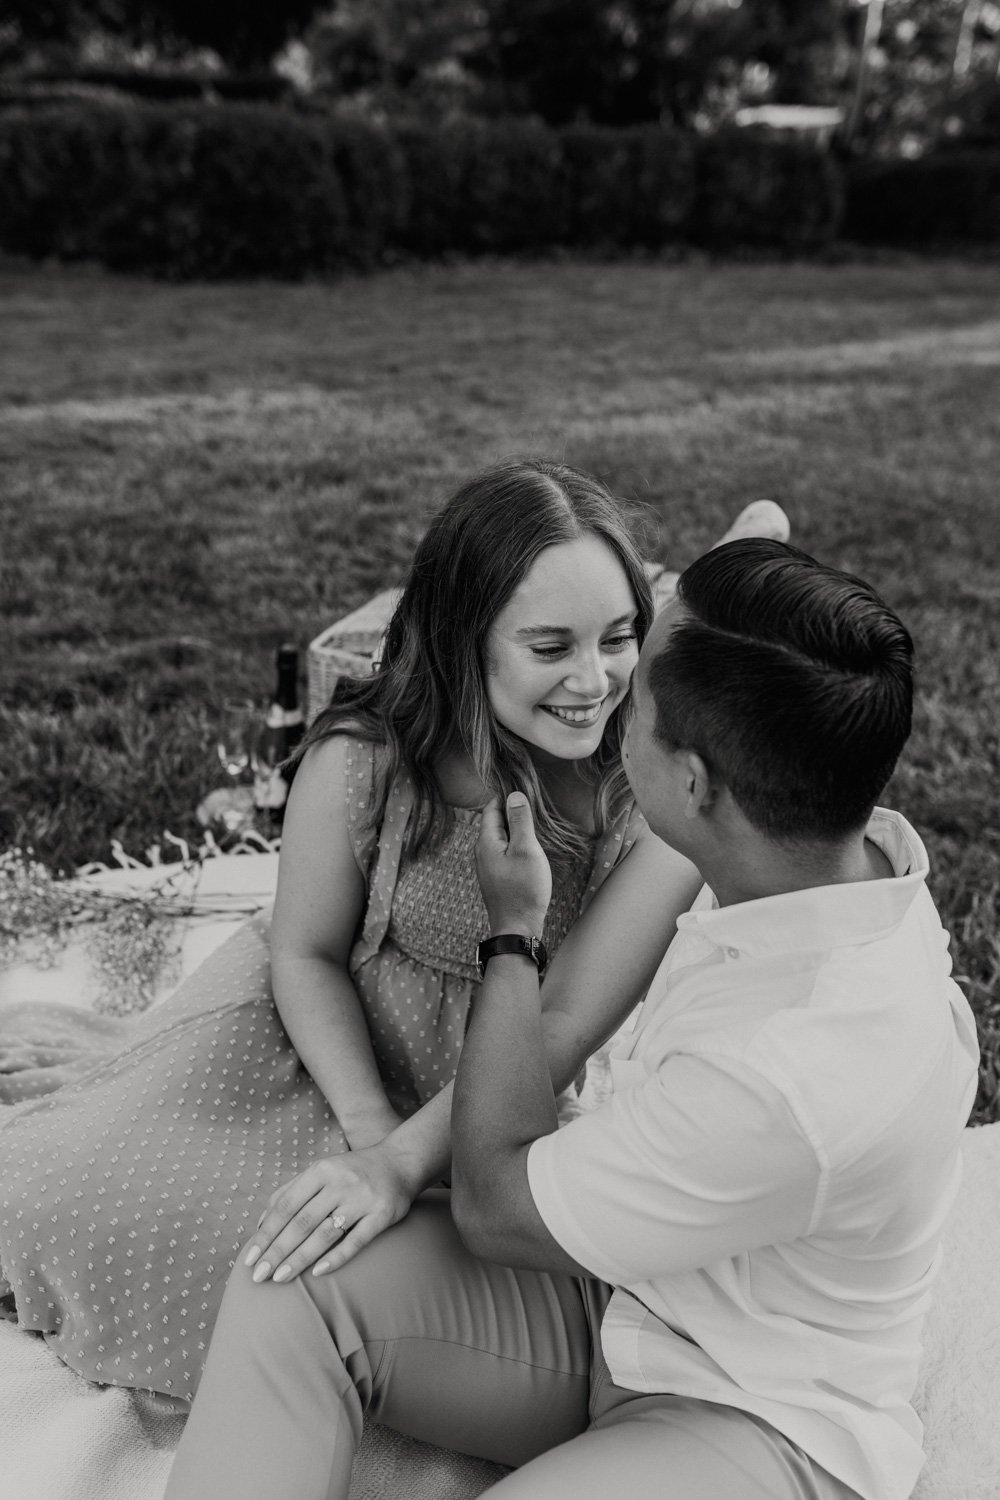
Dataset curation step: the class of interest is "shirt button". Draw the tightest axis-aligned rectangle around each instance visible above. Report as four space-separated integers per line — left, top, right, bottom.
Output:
726 946 740 960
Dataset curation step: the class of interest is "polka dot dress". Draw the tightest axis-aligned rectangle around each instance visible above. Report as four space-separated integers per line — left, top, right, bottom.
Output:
0 738 641 1402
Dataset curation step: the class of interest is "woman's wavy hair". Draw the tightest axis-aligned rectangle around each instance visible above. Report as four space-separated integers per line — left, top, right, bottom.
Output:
299 458 654 864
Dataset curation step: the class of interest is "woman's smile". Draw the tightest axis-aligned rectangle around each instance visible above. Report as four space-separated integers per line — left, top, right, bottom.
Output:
539 698 608 726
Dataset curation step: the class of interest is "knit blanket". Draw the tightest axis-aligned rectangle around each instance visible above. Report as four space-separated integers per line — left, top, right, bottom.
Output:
2 857 998 1500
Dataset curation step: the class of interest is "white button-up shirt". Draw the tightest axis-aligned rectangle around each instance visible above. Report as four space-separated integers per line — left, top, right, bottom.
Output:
527 809 979 1500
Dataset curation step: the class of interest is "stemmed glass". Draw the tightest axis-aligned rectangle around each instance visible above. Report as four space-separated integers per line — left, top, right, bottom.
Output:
217 698 256 786
213 698 257 835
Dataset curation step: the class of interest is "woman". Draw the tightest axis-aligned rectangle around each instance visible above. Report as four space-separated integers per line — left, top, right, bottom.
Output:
0 458 700 1403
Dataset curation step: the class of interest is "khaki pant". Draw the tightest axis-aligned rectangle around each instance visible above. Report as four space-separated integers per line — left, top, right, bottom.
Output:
165 1192 860 1500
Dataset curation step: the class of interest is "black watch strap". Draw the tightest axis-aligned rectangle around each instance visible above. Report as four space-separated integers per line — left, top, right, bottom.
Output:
476 933 548 981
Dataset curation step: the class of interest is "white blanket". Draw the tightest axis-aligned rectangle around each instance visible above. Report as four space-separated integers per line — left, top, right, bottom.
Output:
2 857 997 1499
0 1322 507 1499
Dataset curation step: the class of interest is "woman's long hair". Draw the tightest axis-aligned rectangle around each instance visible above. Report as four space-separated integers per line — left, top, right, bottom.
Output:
299 458 654 864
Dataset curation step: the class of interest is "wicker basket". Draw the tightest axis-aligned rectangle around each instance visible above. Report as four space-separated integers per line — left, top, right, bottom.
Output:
307 586 401 723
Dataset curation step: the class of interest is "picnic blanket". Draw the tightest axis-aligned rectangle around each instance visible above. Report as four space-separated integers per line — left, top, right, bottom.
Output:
1 856 998 1500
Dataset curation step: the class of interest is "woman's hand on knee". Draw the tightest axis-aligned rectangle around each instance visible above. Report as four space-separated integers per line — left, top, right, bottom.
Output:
243 1145 421 1285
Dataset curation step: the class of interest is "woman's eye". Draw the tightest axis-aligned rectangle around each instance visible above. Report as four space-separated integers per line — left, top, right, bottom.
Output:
529 632 636 660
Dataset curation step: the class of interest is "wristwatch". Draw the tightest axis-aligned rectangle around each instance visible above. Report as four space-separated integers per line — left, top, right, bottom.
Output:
476 933 548 981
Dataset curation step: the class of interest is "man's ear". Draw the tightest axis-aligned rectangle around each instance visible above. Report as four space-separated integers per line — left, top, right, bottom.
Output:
682 751 718 819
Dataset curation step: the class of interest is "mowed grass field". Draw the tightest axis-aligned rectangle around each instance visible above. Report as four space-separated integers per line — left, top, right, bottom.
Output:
1 255 998 1120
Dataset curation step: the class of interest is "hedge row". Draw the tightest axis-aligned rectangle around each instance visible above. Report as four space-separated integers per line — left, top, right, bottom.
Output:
845 149 1000 248
0 104 843 277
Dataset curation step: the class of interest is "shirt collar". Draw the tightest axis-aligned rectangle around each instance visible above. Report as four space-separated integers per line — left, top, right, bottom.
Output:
676 809 930 959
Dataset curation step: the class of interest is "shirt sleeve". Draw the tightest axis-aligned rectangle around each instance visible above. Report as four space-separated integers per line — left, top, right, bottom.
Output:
526 1052 821 1284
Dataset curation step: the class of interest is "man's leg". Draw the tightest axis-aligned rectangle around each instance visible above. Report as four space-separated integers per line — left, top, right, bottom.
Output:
650 500 791 612
482 1374 860 1500
164 1191 606 1500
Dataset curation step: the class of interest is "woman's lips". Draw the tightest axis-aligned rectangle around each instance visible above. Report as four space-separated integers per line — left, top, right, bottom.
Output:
540 700 605 726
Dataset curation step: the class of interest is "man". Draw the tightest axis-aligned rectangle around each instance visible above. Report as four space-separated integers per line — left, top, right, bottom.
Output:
165 540 978 1500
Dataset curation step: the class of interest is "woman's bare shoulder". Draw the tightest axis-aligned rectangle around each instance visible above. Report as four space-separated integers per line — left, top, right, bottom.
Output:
299 722 381 769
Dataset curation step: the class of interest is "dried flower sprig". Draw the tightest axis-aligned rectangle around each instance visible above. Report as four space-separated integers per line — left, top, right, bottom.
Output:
0 837 275 1018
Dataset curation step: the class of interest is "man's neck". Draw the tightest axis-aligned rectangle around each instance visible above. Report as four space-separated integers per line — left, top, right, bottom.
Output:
700 826 892 910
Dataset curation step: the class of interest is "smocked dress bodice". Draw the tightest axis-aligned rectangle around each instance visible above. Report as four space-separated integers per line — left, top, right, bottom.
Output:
340 738 637 1114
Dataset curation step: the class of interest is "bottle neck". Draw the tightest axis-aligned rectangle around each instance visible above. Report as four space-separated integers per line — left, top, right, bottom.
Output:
273 648 300 714
265 702 303 729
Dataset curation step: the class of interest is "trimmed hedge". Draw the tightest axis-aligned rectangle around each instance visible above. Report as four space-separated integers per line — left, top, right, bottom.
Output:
393 121 470 257
459 119 568 253
559 124 696 249
845 150 1000 248
0 103 843 278
0 105 350 277
2 68 296 104
693 129 844 251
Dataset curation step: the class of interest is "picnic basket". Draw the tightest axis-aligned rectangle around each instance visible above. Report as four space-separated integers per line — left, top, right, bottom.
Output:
306 587 401 724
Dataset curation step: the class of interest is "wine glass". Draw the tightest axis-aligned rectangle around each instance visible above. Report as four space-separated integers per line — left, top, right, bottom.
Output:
211 698 257 837
216 698 256 786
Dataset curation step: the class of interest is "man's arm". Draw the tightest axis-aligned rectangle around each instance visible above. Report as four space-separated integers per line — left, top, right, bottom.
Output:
451 792 593 1273
453 797 822 1288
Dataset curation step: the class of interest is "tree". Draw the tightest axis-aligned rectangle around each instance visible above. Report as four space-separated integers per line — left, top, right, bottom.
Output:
733 0 852 105
137 0 326 70
1 0 128 61
847 0 1000 154
477 0 851 127
308 0 488 117
475 0 628 124
2 0 325 70
608 0 750 127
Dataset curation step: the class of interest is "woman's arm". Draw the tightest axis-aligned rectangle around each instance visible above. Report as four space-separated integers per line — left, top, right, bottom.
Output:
537 817 702 1088
269 735 400 1149
246 815 701 1284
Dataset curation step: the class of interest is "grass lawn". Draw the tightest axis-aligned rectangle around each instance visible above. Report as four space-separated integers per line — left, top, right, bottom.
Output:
1 254 998 1121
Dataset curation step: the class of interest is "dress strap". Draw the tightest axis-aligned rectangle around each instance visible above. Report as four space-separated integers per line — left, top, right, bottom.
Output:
353 761 415 963
342 737 380 876
581 798 646 914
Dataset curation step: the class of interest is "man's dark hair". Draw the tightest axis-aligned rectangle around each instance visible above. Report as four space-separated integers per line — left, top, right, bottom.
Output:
647 539 914 841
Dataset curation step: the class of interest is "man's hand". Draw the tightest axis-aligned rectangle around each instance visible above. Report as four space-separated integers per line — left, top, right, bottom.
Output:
243 1140 420 1284
475 792 552 935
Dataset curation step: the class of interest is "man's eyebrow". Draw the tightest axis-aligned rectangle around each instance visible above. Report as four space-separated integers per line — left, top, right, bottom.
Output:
513 612 636 639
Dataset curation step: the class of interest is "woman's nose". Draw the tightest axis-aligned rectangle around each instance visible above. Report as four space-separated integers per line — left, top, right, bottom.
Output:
564 650 609 699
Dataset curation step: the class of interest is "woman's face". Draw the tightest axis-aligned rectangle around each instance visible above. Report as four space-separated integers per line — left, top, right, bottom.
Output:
485 534 639 763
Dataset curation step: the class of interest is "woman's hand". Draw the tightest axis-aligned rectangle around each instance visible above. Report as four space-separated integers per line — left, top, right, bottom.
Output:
243 1138 422 1284
475 793 552 935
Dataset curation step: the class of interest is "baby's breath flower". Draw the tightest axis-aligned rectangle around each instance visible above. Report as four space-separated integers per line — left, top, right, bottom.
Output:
1 848 188 1016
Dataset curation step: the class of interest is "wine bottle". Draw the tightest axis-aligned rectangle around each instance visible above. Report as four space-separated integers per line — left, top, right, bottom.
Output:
253 644 305 830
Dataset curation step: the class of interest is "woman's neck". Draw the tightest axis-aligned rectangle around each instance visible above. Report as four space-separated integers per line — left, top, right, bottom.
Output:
433 752 490 809
434 750 597 833
533 757 596 829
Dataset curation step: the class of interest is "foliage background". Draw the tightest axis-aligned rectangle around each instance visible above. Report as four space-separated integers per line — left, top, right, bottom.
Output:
4 0 1000 157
